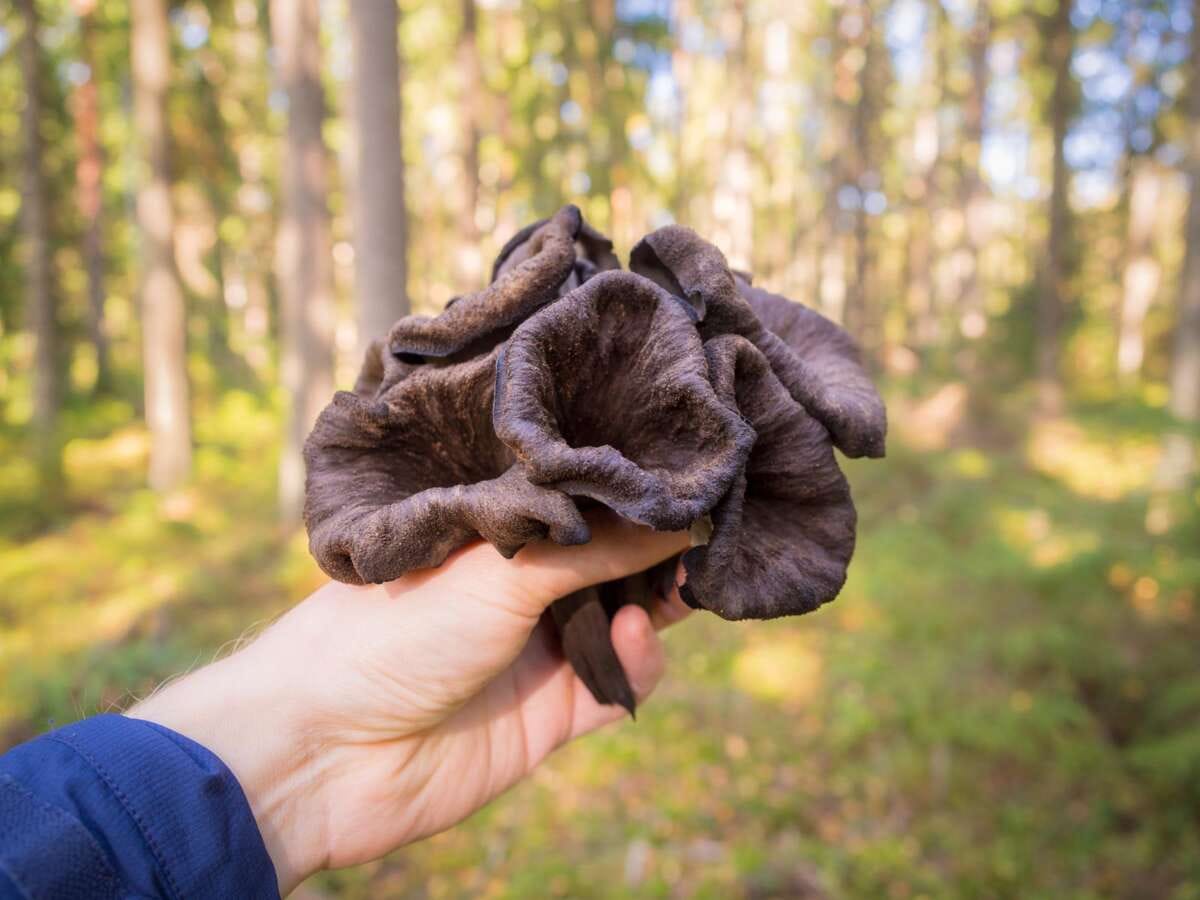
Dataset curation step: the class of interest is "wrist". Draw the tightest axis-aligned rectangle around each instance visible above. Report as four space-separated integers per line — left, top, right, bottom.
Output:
128 619 331 894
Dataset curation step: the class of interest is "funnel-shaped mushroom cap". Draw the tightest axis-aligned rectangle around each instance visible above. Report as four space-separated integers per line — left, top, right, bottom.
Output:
304 349 589 585
680 334 856 619
494 269 754 531
736 278 888 459
304 211 888 714
492 209 620 284
386 206 585 364
630 225 886 458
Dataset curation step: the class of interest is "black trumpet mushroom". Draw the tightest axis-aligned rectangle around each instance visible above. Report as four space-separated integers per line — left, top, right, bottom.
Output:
304 205 886 715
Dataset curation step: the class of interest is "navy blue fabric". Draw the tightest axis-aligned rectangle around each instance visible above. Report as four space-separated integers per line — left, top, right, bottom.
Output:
0 714 279 899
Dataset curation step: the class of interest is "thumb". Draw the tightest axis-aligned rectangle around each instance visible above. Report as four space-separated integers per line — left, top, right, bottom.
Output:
475 512 691 619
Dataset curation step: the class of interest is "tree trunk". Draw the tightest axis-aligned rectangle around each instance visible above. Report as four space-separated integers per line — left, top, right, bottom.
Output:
816 2 850 325
712 0 754 271
18 0 61 478
229 0 273 378
458 0 482 282
842 0 877 352
1155 0 1200 491
671 0 694 221
272 0 336 523
132 0 192 491
906 106 938 352
1035 0 1074 414
73 0 111 393
349 0 408 355
956 0 992 349
1116 161 1163 382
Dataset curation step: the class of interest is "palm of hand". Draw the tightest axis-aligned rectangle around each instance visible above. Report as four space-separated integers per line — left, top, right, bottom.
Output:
294 520 691 871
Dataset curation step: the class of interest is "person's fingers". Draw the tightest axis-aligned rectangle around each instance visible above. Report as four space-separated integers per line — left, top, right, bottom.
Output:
449 512 691 621
304 515 689 725
648 560 694 631
567 603 666 738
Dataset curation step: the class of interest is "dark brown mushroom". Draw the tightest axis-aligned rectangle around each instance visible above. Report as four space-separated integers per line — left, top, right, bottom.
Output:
304 209 886 717
630 224 887 458
493 269 754 532
304 348 589 585
679 333 855 619
386 206 584 365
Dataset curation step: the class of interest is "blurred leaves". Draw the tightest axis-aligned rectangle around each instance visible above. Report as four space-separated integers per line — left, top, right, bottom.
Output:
2 0 1200 895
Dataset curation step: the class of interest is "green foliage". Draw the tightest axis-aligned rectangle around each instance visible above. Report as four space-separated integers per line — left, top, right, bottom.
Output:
2 0 1200 895
2 388 1198 896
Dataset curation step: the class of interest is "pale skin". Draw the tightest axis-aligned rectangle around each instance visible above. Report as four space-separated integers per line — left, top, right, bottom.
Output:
130 515 692 895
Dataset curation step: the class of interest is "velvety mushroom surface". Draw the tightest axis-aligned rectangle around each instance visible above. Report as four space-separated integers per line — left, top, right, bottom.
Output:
304 205 886 714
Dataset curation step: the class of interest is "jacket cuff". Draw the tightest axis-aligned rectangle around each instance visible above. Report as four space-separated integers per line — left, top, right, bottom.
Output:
1 713 279 899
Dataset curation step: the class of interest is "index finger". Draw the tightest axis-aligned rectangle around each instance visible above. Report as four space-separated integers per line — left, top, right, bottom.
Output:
451 511 691 621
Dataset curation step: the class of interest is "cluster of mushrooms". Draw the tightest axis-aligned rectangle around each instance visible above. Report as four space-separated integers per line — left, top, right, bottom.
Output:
303 206 886 714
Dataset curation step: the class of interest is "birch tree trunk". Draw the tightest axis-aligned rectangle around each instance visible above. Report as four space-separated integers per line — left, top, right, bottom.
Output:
132 0 192 491
1155 0 1200 491
1116 162 1163 382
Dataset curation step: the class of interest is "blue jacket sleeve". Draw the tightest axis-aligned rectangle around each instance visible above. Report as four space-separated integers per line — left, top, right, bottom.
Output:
0 714 279 899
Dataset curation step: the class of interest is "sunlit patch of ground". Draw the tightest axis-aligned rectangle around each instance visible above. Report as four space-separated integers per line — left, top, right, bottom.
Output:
0 395 321 738
3 389 1200 896
993 505 1100 569
732 631 824 706
1025 418 1160 500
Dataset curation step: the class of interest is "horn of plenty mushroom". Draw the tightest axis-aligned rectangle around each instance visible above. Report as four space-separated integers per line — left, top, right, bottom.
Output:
304 205 887 715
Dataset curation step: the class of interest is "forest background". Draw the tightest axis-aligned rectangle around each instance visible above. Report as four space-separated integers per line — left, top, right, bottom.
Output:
2 0 1199 896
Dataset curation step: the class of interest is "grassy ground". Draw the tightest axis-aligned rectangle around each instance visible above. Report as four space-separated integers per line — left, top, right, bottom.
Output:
2 383 1198 898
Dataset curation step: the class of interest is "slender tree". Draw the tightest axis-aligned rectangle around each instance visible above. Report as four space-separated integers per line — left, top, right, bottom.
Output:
1116 160 1163 381
272 0 336 522
132 0 192 491
1155 0 1200 491
348 0 408 355
906 0 949 354
956 0 992 348
18 0 60 478
906 104 939 351
72 0 111 392
458 0 482 281
1035 0 1074 414
671 0 695 221
841 0 883 353
712 0 754 271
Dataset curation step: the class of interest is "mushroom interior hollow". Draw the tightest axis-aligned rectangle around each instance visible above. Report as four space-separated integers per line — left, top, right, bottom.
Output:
504 272 735 482
362 353 515 492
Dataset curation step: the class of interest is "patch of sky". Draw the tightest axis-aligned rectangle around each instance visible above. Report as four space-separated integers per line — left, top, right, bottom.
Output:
885 0 927 87
646 70 678 121
560 100 584 127
837 185 861 212
64 61 91 86
982 131 1028 191
569 171 591 195
1066 116 1124 171
618 0 671 22
172 7 210 51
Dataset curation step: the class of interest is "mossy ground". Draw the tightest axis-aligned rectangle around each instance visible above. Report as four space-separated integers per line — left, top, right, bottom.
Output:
2 384 1197 899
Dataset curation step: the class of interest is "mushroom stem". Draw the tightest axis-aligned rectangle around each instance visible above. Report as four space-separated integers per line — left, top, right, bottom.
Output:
550 586 637 717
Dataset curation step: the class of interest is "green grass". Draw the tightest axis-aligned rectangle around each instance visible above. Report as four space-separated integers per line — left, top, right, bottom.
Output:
2 382 1198 898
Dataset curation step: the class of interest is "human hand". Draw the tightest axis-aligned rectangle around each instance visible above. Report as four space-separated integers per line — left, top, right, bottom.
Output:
130 515 691 894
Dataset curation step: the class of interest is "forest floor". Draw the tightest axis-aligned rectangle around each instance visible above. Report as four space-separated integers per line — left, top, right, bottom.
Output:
2 381 1198 899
